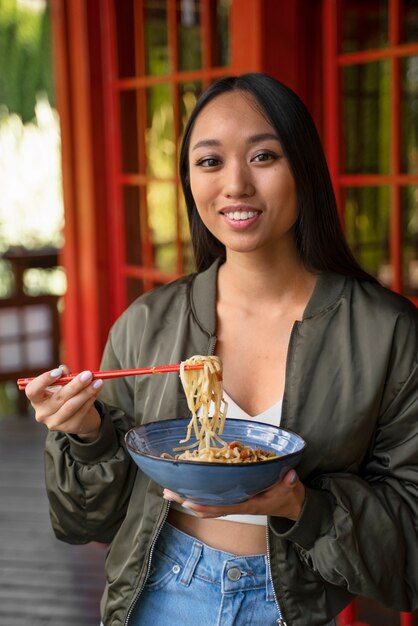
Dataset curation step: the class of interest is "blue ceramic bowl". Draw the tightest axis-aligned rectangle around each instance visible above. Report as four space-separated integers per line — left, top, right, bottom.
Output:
125 418 306 505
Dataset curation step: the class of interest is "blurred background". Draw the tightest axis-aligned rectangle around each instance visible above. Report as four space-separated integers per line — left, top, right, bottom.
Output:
0 1 417 625
0 0 64 417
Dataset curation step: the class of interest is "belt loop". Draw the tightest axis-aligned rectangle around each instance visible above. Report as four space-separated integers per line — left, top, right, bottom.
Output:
180 541 203 586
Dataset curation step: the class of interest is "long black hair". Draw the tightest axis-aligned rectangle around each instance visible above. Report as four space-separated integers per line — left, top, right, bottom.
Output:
179 73 375 281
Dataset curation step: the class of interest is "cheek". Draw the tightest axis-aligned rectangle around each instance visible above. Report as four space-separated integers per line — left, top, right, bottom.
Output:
189 174 202 205
273 174 297 211
190 176 214 213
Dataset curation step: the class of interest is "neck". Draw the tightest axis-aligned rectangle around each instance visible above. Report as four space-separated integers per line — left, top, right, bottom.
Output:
219 247 316 308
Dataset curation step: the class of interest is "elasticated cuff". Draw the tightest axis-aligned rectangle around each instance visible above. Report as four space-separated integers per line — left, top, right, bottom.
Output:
269 486 335 549
67 409 120 463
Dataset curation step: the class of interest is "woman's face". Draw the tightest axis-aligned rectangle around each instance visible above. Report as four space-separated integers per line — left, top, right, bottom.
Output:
188 91 298 258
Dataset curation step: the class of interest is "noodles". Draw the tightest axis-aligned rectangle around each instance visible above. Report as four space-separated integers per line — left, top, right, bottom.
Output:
161 355 278 464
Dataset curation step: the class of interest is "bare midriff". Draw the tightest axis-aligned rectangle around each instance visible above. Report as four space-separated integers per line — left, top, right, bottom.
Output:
167 508 267 555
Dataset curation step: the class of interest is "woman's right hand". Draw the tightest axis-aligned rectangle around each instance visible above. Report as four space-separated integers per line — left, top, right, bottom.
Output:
25 365 104 442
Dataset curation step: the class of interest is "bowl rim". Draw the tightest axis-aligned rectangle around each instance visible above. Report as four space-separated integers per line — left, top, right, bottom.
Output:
124 417 306 468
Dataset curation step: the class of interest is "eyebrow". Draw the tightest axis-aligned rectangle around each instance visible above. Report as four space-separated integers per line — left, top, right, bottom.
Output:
191 133 281 151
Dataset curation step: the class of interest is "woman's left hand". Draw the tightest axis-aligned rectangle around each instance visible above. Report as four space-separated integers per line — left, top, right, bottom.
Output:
163 469 305 522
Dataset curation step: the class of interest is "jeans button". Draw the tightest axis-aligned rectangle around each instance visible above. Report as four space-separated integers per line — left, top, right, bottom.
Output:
227 567 242 581
172 565 180 574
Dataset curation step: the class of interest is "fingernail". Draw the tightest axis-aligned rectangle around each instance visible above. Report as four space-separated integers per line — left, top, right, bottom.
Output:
289 470 298 484
182 503 194 511
163 489 178 502
79 370 92 383
92 379 103 390
50 367 62 378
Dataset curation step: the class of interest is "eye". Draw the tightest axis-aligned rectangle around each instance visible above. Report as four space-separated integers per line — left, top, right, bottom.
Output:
252 151 278 163
195 156 222 168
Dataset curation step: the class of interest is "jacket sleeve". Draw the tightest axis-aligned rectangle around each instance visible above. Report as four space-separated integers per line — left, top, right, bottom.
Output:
269 314 418 611
44 331 138 545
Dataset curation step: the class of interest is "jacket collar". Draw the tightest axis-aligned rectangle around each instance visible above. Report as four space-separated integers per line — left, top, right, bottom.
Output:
303 271 348 319
191 258 348 333
190 259 221 337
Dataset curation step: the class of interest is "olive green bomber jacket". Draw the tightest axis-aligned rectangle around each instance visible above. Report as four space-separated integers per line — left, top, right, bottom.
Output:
44 261 418 626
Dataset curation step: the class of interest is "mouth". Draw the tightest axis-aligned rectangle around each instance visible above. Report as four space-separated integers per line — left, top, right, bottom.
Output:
220 205 262 223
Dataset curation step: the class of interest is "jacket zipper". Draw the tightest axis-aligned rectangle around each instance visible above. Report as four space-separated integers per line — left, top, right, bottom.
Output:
264 323 300 626
266 525 288 626
124 499 171 626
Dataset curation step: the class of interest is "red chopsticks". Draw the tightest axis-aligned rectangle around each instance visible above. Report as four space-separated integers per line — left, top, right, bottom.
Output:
17 363 204 390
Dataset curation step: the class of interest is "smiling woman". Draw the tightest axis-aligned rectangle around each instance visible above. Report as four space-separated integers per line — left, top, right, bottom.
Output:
25 73 418 626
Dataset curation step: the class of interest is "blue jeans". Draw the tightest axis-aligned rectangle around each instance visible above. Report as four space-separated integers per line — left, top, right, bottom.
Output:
100 522 338 626
129 522 280 626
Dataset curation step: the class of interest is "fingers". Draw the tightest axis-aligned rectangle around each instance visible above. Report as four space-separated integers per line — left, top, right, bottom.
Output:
282 469 299 486
163 470 305 520
163 489 184 504
36 371 102 421
25 366 67 403
162 489 255 518
39 389 101 433
25 366 104 436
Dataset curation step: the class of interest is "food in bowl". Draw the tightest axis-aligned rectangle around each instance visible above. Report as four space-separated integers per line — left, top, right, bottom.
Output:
167 355 280 463
125 355 306 504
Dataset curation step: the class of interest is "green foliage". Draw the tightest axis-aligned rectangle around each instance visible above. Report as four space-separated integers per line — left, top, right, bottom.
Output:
0 0 54 122
0 381 18 419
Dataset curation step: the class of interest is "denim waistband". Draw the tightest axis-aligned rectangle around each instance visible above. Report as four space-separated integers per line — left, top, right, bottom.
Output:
157 522 274 599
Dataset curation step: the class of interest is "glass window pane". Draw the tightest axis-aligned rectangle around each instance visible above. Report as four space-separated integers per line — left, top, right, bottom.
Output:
178 187 195 273
120 90 140 173
345 186 391 284
402 186 418 295
147 182 177 273
146 85 175 177
23 305 51 334
179 81 203 138
342 62 390 174
26 337 53 369
124 186 142 266
144 0 170 75
0 308 20 337
400 0 418 43
177 0 202 71
401 57 418 174
127 278 144 306
215 0 231 67
0 341 22 372
340 0 388 53
114 0 136 78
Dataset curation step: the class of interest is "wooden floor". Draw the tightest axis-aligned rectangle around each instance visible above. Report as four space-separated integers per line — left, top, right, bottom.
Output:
0 414 106 626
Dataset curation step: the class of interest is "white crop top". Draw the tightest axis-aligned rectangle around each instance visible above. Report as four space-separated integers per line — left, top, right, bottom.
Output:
171 391 283 526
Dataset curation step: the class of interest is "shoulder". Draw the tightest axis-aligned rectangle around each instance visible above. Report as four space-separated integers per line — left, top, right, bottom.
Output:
130 272 195 310
344 279 418 364
110 273 196 338
349 278 418 325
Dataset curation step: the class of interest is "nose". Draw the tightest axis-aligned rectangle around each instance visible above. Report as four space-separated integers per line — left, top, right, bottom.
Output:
222 161 255 199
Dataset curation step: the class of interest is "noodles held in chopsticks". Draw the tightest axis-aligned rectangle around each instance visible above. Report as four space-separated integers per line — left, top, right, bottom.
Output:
161 355 277 463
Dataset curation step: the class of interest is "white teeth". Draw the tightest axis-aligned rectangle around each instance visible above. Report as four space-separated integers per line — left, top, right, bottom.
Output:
227 211 257 221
